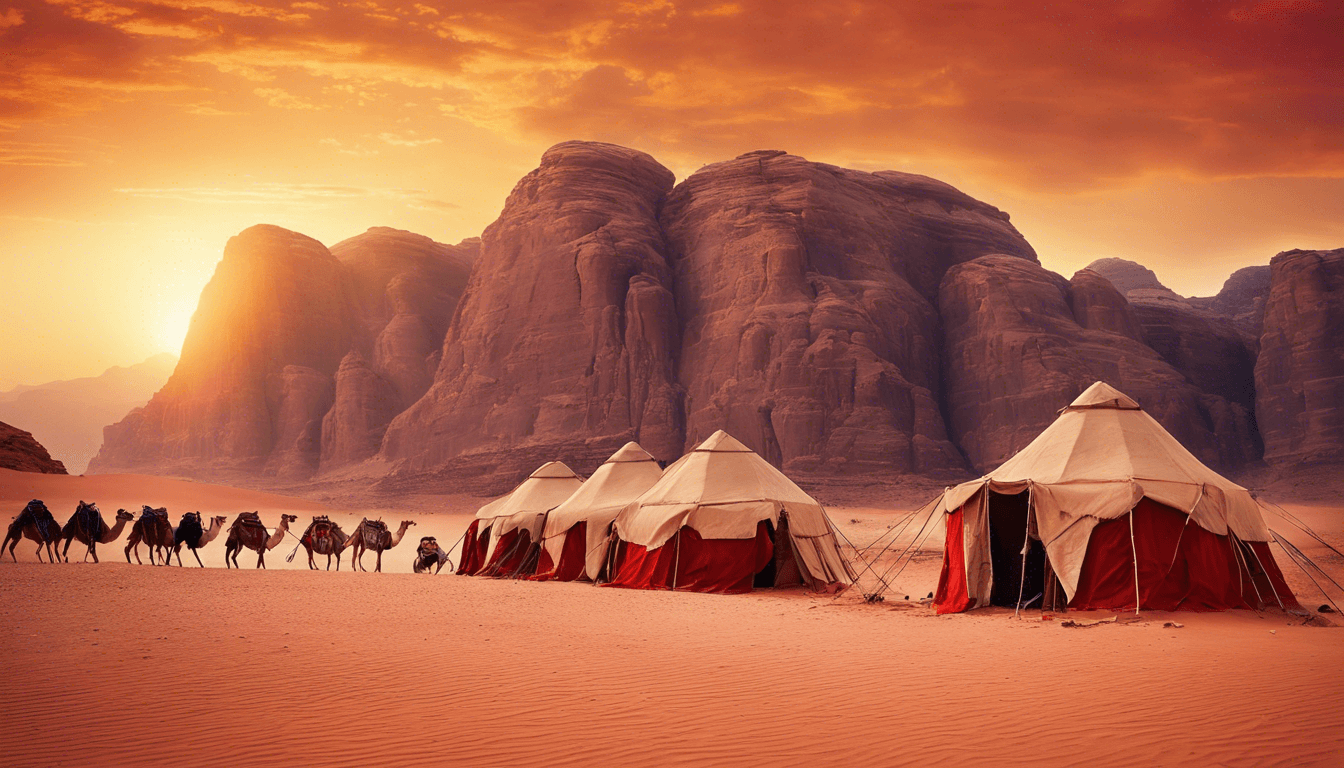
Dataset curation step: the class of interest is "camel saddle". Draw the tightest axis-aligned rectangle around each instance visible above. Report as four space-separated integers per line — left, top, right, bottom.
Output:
357 519 390 549
24 500 58 539
231 511 267 533
176 512 204 547
301 516 340 544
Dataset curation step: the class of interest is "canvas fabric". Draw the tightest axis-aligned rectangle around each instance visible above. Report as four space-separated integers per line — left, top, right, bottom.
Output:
474 461 585 567
612 430 854 592
932 382 1292 610
538 442 664 581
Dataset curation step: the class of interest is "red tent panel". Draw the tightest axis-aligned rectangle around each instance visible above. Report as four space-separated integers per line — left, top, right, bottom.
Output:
933 508 972 614
607 522 774 595
481 528 533 578
1071 499 1301 612
530 521 588 582
456 520 489 576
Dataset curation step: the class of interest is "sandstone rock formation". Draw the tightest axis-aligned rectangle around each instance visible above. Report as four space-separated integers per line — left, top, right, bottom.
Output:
1086 257 1183 299
1255 248 1344 467
380 142 683 482
660 150 1038 474
1188 265 1272 340
940 256 1259 472
1084 257 1263 455
321 228 477 469
90 225 474 479
0 421 67 474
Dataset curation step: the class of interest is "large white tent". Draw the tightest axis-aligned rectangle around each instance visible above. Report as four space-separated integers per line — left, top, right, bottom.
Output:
457 461 584 577
534 442 664 582
931 382 1298 613
609 430 854 593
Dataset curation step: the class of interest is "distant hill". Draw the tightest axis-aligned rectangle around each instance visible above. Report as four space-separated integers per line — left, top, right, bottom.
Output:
0 354 177 474
0 421 66 475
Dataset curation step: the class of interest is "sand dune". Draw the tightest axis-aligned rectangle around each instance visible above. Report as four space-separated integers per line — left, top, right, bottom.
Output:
1 556 1341 768
2 472 1343 766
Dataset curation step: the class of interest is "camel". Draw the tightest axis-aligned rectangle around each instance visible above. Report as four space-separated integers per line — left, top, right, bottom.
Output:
59 502 134 563
171 512 227 567
224 512 296 569
344 518 414 573
125 506 174 565
3 500 62 563
290 515 348 571
413 536 450 574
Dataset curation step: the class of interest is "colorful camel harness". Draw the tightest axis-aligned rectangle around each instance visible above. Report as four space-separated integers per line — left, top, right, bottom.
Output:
301 516 340 545
356 519 391 549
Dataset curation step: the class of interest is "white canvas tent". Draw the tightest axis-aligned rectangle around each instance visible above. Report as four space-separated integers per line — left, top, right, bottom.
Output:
931 381 1297 613
536 442 664 581
458 461 584 576
610 430 855 593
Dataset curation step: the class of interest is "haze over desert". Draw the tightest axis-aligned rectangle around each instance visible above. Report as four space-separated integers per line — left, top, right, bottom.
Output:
4 2 1344 767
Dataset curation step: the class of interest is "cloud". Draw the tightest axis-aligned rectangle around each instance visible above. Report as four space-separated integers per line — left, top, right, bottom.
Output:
114 181 454 210
378 131 440 146
253 86 320 109
0 7 23 29
3 0 1341 189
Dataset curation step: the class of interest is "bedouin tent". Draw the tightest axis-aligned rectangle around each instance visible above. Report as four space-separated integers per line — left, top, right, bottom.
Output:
607 430 855 594
931 381 1300 614
531 442 664 582
457 461 584 577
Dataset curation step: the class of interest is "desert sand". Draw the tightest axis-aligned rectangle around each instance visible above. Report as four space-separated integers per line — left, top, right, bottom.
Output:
2 472 1343 767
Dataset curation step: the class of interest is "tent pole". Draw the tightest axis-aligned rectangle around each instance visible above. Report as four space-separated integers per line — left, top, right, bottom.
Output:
1014 485 1033 619
671 528 681 590
1128 509 1141 615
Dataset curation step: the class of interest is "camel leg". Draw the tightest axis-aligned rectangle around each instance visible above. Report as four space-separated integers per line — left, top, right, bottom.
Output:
257 549 265 569
89 541 99 564
5 536 18 562
335 551 341 571
225 545 234 569
35 542 45 563
61 536 73 562
192 549 204 568
375 549 383 573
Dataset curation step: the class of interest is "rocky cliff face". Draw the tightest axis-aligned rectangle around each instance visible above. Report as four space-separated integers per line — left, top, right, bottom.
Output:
1255 248 1344 467
1188 265 1272 340
379 142 683 480
940 257 1260 471
661 151 1037 474
0 421 67 474
90 225 474 479
96 143 1317 489
1086 257 1183 299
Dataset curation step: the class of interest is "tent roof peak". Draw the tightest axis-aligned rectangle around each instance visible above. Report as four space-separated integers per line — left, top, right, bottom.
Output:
1066 381 1142 411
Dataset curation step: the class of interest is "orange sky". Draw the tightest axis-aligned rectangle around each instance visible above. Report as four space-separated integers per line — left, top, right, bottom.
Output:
2 0 1342 389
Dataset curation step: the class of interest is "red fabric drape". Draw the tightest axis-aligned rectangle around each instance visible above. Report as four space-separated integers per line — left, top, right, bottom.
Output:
456 520 488 576
530 522 589 582
934 508 972 614
481 528 532 577
1070 498 1300 612
607 522 774 594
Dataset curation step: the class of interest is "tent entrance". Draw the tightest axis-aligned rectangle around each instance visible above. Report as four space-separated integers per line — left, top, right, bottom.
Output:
986 491 1049 608
753 512 805 589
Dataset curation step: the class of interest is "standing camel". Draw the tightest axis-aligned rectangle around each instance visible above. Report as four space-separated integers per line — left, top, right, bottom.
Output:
224 512 296 569
3 500 62 563
125 506 174 565
291 515 348 571
59 502 134 563
171 512 227 567
344 518 415 573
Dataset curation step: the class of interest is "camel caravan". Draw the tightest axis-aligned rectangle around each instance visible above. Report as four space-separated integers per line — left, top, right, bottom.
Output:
3 383 1336 616
1 502 416 572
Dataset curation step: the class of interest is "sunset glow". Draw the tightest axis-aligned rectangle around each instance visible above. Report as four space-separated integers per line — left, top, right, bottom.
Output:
2 0 1342 388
